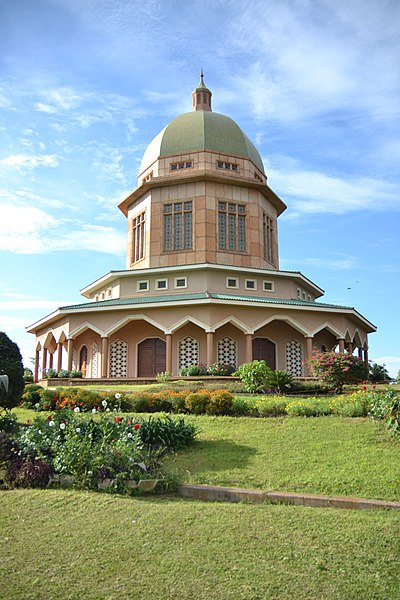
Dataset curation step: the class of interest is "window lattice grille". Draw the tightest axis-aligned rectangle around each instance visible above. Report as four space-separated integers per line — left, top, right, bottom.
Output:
91 342 99 378
178 336 199 370
285 340 303 376
109 339 128 378
217 337 237 367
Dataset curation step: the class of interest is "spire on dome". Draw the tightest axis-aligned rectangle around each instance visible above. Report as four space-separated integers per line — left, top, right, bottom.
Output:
192 69 212 112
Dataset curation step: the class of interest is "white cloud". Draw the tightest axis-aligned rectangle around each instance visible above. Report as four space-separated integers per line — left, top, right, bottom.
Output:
370 356 400 379
0 153 58 171
301 255 357 270
0 204 125 255
33 102 57 113
0 316 31 331
266 161 400 216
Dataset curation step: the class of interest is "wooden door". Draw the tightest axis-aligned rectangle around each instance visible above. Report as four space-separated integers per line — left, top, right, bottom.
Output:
252 338 276 370
138 338 166 377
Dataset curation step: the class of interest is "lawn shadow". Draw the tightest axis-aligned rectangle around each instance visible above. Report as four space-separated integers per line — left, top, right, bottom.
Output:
165 438 257 473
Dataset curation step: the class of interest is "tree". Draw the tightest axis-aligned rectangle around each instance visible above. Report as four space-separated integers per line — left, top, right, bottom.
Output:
307 351 367 394
0 332 25 411
369 362 390 383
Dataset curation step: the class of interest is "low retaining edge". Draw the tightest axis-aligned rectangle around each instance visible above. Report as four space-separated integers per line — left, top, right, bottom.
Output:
178 484 400 511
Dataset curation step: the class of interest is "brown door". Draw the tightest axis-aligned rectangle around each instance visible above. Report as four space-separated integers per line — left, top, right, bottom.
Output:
138 338 166 377
252 338 276 370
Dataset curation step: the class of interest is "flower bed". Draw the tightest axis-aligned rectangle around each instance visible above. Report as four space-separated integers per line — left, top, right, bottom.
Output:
0 410 197 493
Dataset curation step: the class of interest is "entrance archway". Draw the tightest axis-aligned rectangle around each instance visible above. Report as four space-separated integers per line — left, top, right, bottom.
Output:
79 345 88 377
138 338 166 377
252 337 276 370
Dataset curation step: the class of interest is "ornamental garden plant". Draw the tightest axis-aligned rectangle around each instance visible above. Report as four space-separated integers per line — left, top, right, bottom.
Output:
307 351 368 393
0 410 197 493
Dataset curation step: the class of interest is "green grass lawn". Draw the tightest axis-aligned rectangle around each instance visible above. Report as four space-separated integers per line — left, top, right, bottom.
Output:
1 489 399 599
13 408 400 501
165 415 400 501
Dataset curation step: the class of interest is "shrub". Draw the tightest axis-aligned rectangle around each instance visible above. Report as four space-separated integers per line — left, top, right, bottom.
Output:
23 368 34 382
286 398 332 417
180 364 208 376
184 390 211 414
14 459 52 488
307 351 368 393
207 363 236 376
138 415 198 451
369 389 400 433
264 370 294 393
57 369 70 378
21 384 44 408
0 413 19 434
0 332 25 411
44 368 58 379
206 390 234 415
255 397 288 417
156 371 172 383
231 396 255 416
329 390 371 417
233 360 272 393
69 370 82 378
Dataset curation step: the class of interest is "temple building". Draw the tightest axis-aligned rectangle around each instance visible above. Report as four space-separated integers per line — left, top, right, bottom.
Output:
28 73 376 381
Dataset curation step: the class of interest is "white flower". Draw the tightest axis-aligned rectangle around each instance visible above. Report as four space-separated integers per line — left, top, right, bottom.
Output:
92 408 96 413
34 403 40 408
48 421 55 427
115 393 121 399
38 430 42 434
60 423 66 430
76 427 81 433
102 400 107 407
127 432 132 438
106 408 110 412
74 407 80 413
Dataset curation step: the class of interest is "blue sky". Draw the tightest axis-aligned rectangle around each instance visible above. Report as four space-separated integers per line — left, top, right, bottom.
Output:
0 0 399 376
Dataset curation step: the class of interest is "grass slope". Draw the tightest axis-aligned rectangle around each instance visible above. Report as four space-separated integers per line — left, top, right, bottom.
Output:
165 416 400 501
1 489 399 600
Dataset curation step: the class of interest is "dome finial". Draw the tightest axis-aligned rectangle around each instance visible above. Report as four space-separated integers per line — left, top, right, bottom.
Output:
192 70 212 112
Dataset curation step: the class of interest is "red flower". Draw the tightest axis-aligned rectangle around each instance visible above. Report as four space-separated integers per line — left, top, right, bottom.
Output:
97 406 101 411
372 385 376 389
54 394 59 400
363 385 367 390
134 423 140 431
127 419 132 424
47 415 52 421
116 416 122 423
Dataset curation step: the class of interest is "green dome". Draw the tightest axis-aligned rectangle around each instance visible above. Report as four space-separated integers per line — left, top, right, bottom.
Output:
139 111 265 175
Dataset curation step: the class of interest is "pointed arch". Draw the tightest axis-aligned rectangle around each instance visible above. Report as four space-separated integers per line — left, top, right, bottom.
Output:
170 316 208 334
212 316 251 334
69 322 105 339
311 322 344 339
254 314 310 337
106 314 167 337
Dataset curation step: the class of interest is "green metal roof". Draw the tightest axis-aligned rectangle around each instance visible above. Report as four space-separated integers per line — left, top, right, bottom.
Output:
139 111 264 174
61 292 350 312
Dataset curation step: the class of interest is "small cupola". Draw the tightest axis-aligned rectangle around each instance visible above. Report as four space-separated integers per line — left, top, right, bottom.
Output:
192 69 212 112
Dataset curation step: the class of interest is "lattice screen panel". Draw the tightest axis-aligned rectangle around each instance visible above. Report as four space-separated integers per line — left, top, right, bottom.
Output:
109 339 128 377
217 336 237 366
285 340 303 376
178 336 199 369
91 342 99 378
